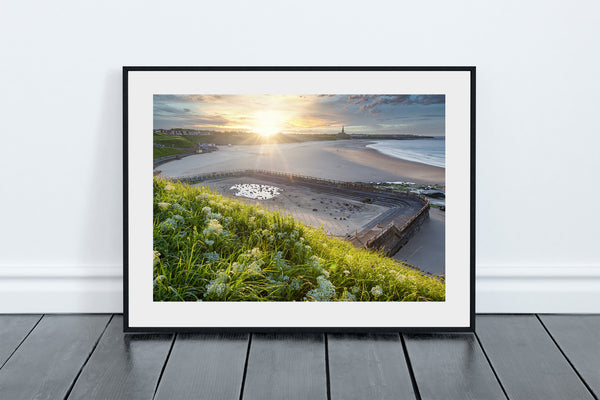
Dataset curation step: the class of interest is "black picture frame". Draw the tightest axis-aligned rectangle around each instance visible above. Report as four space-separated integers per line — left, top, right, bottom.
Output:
123 66 475 333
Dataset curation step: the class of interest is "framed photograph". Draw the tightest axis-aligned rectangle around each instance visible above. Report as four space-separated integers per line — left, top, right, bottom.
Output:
124 67 475 332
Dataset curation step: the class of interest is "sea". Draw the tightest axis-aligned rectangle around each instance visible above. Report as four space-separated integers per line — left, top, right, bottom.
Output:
366 137 445 168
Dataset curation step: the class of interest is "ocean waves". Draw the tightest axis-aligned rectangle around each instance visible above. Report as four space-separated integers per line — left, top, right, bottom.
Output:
366 138 445 168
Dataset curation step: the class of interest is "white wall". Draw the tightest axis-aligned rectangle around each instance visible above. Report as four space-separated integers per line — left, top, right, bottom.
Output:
1 0 599 313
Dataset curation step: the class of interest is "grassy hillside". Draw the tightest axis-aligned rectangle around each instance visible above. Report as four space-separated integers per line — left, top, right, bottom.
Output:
153 178 445 302
153 133 201 148
153 147 190 158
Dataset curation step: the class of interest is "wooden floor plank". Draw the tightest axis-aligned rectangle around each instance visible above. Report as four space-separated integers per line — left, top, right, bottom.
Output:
328 333 416 400
0 314 41 368
476 315 594 400
66 315 173 400
539 314 600 398
0 314 110 400
243 333 327 400
154 333 249 400
404 333 506 400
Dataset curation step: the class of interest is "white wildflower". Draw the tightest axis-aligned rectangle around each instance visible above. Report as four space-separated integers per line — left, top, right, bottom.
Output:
204 281 227 298
203 252 220 262
207 212 222 220
203 219 223 236
201 206 212 213
304 275 336 301
247 260 263 272
231 262 243 273
204 271 229 299
291 278 301 290
309 255 324 268
273 251 290 270
371 285 383 297
165 184 175 191
153 275 166 286
157 202 170 209
250 247 262 258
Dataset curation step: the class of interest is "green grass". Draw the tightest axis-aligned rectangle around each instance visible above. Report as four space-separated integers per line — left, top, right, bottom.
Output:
153 178 445 302
153 133 201 148
153 147 191 158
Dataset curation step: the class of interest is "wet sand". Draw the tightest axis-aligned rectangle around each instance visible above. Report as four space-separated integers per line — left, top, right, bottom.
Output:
393 208 446 275
156 140 444 185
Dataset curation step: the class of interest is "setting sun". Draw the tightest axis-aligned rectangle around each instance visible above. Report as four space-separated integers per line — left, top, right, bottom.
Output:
252 110 285 136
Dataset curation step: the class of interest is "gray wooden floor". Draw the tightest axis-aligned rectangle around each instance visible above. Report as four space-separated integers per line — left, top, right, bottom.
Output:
0 315 598 400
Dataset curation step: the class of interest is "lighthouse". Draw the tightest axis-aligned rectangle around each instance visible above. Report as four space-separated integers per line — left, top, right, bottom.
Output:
337 125 349 138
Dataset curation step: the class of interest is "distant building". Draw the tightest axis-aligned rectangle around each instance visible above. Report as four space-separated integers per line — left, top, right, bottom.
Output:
196 143 219 153
337 126 350 138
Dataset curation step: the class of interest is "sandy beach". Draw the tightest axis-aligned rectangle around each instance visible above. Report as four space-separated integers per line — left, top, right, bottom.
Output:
156 140 445 185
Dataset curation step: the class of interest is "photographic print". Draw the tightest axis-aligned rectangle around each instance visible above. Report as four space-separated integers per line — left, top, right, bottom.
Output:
124 68 474 330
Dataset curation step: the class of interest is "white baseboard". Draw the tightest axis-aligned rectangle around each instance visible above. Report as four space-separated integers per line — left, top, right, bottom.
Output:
0 267 123 313
1 266 599 313
476 266 600 313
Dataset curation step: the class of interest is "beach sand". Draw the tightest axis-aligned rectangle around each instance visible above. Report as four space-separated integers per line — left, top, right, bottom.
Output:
156 140 445 185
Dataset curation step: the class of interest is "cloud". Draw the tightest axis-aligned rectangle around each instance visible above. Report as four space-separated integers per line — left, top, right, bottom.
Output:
154 95 224 104
347 95 445 114
288 115 340 128
153 104 182 114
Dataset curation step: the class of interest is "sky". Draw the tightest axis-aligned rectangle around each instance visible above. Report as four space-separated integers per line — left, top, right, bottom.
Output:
153 94 445 136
